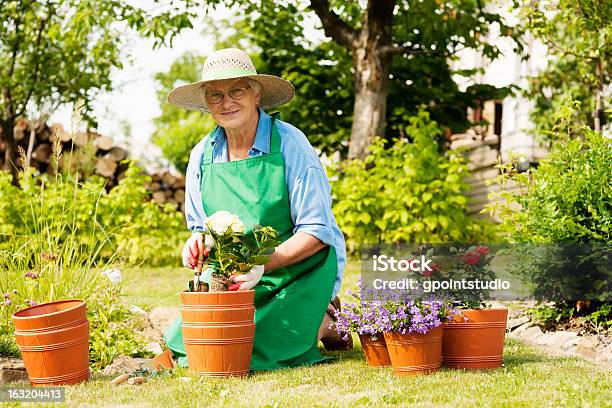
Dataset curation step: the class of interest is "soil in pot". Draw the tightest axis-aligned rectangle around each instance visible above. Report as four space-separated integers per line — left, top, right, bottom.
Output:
384 326 443 376
209 275 232 292
359 333 392 367
12 300 90 386
442 308 508 369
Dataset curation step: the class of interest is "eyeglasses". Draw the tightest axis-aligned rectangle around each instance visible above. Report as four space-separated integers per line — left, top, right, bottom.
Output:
205 85 251 105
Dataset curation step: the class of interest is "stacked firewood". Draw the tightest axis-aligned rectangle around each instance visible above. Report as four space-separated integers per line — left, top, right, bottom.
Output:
0 119 186 212
144 171 187 213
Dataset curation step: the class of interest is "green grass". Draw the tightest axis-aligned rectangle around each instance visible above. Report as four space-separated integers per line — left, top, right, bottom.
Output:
4 260 611 407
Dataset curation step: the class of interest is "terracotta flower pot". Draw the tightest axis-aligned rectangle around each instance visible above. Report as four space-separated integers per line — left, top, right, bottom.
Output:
359 333 391 367
12 300 89 386
383 326 443 376
442 308 508 369
180 290 255 377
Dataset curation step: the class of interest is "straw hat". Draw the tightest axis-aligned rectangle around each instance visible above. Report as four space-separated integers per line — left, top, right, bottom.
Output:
167 48 295 112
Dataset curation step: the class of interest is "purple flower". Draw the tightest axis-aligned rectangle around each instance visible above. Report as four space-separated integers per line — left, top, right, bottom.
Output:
25 272 39 280
3 293 9 299
3 299 12 306
29 300 38 307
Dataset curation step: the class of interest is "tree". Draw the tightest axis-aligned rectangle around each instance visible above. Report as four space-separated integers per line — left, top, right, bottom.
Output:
520 0 610 136
152 53 216 173
192 0 520 159
0 0 194 185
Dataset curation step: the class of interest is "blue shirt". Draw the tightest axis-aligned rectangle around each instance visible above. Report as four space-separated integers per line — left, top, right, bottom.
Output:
184 108 346 299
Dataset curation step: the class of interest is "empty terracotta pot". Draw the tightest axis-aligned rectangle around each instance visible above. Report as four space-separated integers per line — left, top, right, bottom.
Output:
442 308 508 369
180 290 255 377
359 333 391 367
384 326 442 376
12 300 89 386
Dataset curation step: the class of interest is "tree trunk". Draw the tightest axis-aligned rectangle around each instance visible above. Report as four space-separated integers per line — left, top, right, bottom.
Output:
1 119 19 186
310 0 395 160
348 45 392 159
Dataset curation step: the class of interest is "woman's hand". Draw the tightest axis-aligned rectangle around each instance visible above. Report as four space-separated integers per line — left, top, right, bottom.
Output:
182 233 214 270
228 265 265 291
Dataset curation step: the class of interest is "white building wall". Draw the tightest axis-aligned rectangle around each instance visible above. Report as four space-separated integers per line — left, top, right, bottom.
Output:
450 5 550 162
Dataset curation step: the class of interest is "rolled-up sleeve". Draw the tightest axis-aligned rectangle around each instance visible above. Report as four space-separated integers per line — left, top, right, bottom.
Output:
185 141 207 233
288 166 335 246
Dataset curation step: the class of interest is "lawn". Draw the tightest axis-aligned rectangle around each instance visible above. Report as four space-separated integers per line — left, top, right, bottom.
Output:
3 260 611 407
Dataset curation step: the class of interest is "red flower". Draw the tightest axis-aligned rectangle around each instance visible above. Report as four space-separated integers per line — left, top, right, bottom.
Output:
475 246 489 255
463 252 480 266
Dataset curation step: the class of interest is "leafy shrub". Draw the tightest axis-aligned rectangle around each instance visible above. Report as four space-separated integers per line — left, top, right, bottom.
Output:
0 151 186 363
490 101 611 329
0 161 189 266
329 109 494 251
0 241 148 366
88 271 151 369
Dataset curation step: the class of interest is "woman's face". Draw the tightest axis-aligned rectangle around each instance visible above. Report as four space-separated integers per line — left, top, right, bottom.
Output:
204 78 261 131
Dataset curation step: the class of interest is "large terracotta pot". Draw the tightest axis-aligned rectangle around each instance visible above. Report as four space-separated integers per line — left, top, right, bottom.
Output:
442 308 508 369
383 326 443 376
180 290 255 377
12 300 89 386
359 333 391 367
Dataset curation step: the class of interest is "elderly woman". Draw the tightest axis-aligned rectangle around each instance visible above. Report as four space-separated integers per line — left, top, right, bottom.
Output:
163 48 350 370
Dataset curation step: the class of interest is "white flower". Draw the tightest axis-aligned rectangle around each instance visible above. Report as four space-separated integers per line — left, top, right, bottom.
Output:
206 211 245 235
101 268 122 284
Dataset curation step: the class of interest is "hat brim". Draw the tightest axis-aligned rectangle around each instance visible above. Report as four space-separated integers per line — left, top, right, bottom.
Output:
167 74 295 112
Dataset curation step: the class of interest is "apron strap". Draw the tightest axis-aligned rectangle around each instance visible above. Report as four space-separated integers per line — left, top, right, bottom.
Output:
203 126 218 165
270 112 281 154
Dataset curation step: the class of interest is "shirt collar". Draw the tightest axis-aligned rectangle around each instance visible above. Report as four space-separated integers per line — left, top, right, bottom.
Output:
210 108 271 154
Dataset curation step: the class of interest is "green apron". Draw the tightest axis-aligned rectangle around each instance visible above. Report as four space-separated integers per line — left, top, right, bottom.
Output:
164 114 337 370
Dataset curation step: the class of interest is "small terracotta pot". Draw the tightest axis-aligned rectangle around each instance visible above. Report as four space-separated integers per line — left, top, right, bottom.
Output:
442 308 508 369
359 333 391 367
180 290 255 377
12 300 89 386
383 326 442 376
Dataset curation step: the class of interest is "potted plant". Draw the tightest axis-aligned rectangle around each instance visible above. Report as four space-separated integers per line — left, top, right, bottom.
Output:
180 211 279 376
334 283 392 367
440 246 508 369
381 295 457 376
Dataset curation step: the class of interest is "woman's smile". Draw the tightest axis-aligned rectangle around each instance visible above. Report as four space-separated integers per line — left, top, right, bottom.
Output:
221 109 240 117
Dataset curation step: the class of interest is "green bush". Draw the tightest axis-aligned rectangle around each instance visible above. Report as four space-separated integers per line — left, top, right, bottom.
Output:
0 154 188 363
329 109 493 251
492 113 611 243
0 161 189 266
491 101 611 329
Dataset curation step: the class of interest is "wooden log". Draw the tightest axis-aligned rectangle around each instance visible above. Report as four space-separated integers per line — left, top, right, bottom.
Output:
164 190 174 199
32 143 53 164
152 191 166 204
94 135 114 152
13 118 28 141
161 171 176 187
171 176 186 189
151 173 161 183
179 201 185 214
74 131 90 147
95 157 118 177
50 123 71 142
146 181 162 191
174 189 185 203
37 124 51 142
105 146 128 162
